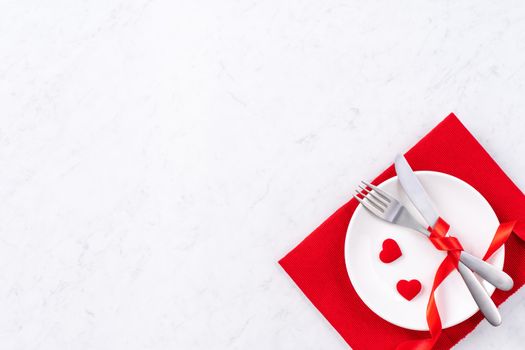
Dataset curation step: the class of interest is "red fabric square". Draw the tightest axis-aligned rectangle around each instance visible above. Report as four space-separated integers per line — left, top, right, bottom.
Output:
279 114 525 350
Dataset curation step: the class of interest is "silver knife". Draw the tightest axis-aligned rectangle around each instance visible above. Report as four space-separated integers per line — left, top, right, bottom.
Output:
394 155 513 291
395 155 510 326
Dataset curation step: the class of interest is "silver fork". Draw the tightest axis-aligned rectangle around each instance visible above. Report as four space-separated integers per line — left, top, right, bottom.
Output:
354 181 502 326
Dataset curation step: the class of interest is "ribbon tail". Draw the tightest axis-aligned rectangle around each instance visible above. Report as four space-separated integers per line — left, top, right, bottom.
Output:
397 338 437 350
483 220 517 261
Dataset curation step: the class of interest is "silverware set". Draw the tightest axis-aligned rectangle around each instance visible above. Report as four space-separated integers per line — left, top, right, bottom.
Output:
354 155 513 326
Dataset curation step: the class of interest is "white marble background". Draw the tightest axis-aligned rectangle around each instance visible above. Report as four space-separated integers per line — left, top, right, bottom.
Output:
1 1 525 349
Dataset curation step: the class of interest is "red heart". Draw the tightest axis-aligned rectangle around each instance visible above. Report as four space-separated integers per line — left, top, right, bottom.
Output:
379 238 402 263
396 279 422 301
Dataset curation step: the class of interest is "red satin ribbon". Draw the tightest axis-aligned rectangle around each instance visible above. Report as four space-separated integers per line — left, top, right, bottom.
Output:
397 218 517 350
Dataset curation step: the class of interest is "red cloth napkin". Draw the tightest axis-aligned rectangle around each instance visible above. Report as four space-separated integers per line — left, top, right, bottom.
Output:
279 113 525 350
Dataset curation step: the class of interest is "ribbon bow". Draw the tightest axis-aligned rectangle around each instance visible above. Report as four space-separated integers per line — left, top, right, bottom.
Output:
397 218 517 350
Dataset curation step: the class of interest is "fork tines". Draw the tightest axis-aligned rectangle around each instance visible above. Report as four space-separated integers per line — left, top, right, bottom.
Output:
353 181 392 214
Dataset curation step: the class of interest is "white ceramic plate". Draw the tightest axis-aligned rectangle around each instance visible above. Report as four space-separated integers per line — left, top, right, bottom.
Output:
344 171 504 331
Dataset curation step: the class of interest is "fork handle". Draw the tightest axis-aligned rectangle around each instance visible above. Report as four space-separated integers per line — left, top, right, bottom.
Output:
459 251 514 291
457 262 501 326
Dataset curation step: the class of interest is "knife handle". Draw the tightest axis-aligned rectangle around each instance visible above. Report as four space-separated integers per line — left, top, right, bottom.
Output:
457 262 501 326
459 251 514 291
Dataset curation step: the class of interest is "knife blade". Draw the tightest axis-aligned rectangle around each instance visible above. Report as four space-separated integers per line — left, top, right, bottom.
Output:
394 155 439 227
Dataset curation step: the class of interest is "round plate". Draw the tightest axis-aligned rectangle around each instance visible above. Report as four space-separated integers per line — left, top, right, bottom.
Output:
344 171 504 331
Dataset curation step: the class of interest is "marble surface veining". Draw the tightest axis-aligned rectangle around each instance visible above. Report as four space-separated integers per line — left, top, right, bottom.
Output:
1 1 525 349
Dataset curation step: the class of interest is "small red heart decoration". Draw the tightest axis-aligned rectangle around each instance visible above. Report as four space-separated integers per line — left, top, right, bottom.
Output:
379 238 402 263
397 279 422 301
